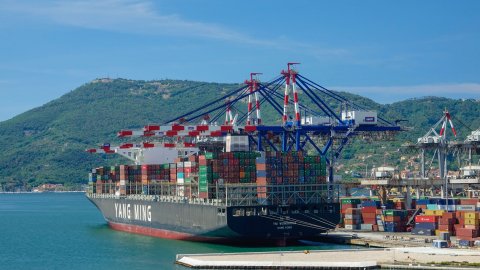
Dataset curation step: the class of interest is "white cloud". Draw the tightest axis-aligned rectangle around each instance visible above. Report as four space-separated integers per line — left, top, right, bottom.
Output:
1 0 269 45
0 0 348 55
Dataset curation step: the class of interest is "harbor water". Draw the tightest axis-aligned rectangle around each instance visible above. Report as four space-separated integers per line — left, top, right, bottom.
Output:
0 193 355 270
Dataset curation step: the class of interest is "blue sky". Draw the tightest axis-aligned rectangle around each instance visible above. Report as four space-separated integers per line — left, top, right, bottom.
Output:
0 0 479 121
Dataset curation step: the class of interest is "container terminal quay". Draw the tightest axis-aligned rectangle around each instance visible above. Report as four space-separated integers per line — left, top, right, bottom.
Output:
85 64 480 268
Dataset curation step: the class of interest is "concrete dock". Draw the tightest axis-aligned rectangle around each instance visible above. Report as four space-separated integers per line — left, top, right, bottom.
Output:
320 230 437 248
176 247 480 269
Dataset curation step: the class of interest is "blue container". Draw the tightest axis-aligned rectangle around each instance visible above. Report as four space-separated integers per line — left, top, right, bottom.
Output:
415 222 437 230
437 199 457 205
416 199 430 205
88 173 97 183
429 198 443 204
412 228 434 236
383 202 394 209
384 222 399 232
257 171 266 177
361 200 379 207
458 239 473 247
256 157 266 163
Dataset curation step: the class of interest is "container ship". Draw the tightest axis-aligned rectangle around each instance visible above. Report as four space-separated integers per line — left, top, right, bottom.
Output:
86 145 340 243
86 64 402 243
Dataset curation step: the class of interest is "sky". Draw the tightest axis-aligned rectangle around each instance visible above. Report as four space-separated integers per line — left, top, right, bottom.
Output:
0 0 479 121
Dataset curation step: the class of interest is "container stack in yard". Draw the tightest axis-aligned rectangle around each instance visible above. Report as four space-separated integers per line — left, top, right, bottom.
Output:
339 196 480 246
340 198 411 232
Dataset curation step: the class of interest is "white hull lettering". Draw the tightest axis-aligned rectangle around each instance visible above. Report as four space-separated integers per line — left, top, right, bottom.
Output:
114 203 151 222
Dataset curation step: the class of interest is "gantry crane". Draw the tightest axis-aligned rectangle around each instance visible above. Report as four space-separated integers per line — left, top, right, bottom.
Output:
88 63 404 199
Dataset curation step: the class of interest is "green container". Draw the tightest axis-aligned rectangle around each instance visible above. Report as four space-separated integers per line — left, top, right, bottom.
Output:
199 166 212 173
199 173 212 180
204 152 217 159
383 210 407 216
341 198 362 205
199 183 208 192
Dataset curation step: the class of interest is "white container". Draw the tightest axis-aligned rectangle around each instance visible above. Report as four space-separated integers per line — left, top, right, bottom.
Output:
301 116 331 125
341 110 377 126
433 240 449 248
226 134 249 152
456 205 476 211
344 214 361 220
360 224 373 231
344 224 359 230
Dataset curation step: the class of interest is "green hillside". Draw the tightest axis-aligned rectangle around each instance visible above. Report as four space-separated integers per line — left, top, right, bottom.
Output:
0 78 479 191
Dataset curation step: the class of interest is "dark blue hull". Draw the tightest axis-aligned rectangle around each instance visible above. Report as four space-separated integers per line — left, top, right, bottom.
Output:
87 194 340 243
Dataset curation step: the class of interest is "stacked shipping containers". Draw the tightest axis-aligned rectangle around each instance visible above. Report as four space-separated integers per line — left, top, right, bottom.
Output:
383 210 408 232
361 201 380 231
340 198 361 229
344 208 362 230
412 198 480 246
89 151 328 201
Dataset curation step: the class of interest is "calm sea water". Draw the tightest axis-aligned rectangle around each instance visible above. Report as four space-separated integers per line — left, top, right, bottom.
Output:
0 193 356 270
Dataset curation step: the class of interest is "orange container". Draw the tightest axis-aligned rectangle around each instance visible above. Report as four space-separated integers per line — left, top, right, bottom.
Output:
345 208 361 215
384 216 401 222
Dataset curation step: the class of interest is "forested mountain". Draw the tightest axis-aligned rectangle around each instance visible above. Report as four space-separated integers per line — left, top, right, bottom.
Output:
0 78 478 191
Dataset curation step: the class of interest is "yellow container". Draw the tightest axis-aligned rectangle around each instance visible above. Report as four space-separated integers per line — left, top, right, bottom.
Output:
423 210 434 215
464 212 479 219
436 230 449 236
464 218 480 226
424 210 445 216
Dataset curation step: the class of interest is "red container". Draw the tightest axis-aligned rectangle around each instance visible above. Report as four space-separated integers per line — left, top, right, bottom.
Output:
362 206 377 213
438 218 455 225
362 213 376 219
363 218 377 224
438 224 453 231
415 215 438 223
456 228 479 238
442 212 456 219
460 199 479 205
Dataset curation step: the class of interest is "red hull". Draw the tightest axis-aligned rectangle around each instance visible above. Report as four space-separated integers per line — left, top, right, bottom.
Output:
108 221 224 242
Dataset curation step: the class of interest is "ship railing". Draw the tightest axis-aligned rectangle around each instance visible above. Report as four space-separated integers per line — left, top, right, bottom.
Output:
87 182 340 206
220 183 340 207
86 193 119 199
